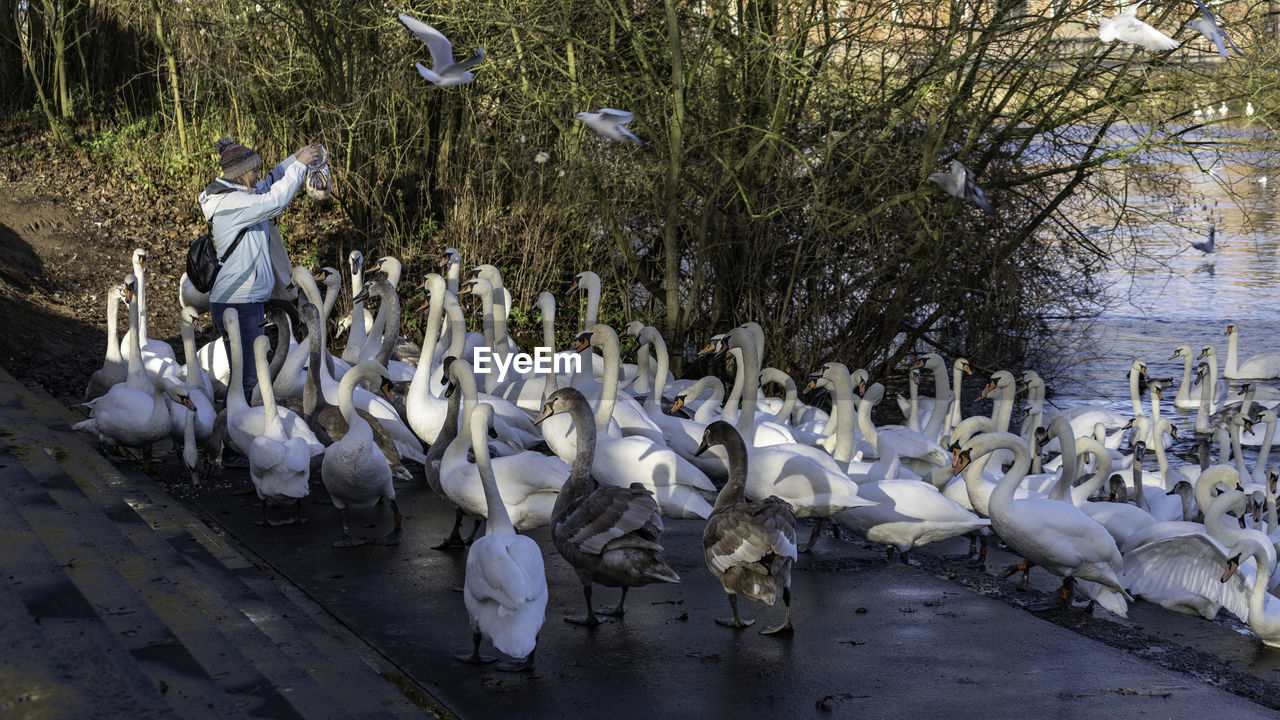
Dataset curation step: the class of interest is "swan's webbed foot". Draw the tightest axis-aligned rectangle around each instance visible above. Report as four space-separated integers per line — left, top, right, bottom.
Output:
456 632 497 665
333 534 365 548
760 619 793 635
375 504 402 545
568 586 604 626
496 650 536 673
433 509 468 550
797 518 825 553
595 588 628 616
564 613 603 627
998 561 1033 586
717 594 755 628
760 588 793 635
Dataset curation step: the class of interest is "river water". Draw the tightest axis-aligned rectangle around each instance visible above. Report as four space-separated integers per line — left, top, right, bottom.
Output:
1039 125 1279 451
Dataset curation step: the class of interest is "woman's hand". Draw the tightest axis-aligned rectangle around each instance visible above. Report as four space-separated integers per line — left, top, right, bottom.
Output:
295 144 321 167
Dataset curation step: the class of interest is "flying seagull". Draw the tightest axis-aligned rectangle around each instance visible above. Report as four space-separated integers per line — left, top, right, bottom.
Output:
1186 0 1244 59
1098 1 1181 52
1190 225 1218 254
576 109 644 146
928 160 994 216
397 13 485 88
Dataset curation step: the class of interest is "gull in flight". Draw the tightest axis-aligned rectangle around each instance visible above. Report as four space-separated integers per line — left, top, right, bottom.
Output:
928 159 994 216
1098 1 1180 52
397 14 485 88
576 109 644 146
1186 0 1244 59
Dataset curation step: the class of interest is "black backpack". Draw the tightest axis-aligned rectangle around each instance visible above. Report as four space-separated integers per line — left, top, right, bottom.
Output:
186 223 248 294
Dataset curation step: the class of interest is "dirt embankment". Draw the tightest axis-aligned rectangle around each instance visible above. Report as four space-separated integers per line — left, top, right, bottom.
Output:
0 128 342 408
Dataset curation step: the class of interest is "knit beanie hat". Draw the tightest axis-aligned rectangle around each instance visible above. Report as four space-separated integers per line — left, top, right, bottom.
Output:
215 137 261 180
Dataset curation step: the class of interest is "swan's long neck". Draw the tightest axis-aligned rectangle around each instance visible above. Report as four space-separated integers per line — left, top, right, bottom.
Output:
583 275 600 330
692 377 724 425
254 340 282 435
133 257 149 345
337 366 363 426
1176 353 1193 404
554 396 598 523
1129 368 1144 417
985 434 1032 516
991 378 1014 432
372 285 400 367
303 311 324 417
473 410 515 536
349 259 367 346
829 365 858 463
1256 417 1277 483
444 293 466 362
445 253 460 294
104 290 123 364
855 385 884 453
1226 332 1239 378
472 282 498 392
1246 541 1280 639
734 338 761 440
723 348 744 425
714 432 750 509
450 362 481 440
1070 436 1112 507
409 276 445 401
180 314 199 389
1195 467 1240 521
906 373 920 432
123 289 146 387
1046 417 1077 502
762 369 796 422
224 309 247 412
921 357 949 441
538 293 559 401
947 362 966 434
640 328 670 406
590 327 621 433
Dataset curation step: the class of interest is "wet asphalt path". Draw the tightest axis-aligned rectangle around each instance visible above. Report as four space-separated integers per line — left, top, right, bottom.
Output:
180 463 1280 720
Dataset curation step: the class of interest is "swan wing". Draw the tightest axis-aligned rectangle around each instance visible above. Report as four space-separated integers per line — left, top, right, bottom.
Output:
704 499 798 575
1122 534 1251 621
558 485 662 556
466 535 546 614
1111 17 1180 51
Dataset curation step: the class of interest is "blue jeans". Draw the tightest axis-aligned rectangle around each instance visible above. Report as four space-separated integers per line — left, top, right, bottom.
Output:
211 301 264 404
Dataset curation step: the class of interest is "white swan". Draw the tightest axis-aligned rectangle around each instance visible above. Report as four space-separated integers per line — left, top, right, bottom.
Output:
455 401 548 671
855 383 950 477
167 306 215 448
634 325 730 480
440 360 568 530
956 432 1132 616
219 307 326 459
84 281 128 403
246 335 313 526
543 325 714 520
1171 344 1213 411
1223 535 1280 647
118 248 175 364
321 360 402 547
74 275 194 467
1224 322 1280 380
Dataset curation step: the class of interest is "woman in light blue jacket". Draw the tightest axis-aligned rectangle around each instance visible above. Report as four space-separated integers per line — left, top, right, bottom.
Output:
198 137 320 412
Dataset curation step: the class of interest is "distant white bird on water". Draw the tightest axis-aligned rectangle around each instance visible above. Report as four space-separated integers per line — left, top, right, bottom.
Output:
576 109 644 146
1190 226 1218 254
1098 1 1180 52
397 13 485 88
928 159 994 216
1186 0 1244 60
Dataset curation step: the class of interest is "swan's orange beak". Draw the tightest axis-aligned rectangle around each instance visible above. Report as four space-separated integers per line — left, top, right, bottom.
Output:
858 380 866 395
437 254 450 267
571 336 591 353
978 380 997 400
951 451 972 476
803 379 818 394
180 395 197 412
909 358 925 371
962 362 972 375
457 281 474 296
696 341 717 358
380 378 395 403
1168 349 1181 360
1197 347 1208 360
566 278 580 294
1222 556 1240 583
668 396 685 415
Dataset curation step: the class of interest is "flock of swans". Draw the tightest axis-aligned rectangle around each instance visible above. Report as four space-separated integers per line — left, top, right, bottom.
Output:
73 245 1280 670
